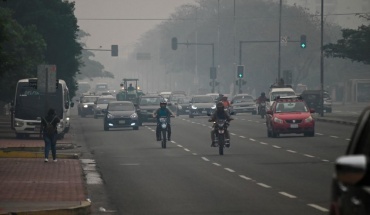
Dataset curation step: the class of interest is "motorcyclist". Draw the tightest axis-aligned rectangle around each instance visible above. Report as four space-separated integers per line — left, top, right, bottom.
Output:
216 93 224 102
208 102 233 148
256 92 268 113
153 101 175 141
221 96 230 109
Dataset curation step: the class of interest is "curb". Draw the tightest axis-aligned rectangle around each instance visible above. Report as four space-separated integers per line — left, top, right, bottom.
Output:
0 201 91 215
315 118 357 126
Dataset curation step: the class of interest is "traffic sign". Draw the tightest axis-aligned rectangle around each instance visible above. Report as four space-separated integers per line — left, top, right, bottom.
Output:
37 65 57 93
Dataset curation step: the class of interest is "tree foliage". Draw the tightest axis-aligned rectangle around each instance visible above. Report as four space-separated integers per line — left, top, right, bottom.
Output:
324 15 370 65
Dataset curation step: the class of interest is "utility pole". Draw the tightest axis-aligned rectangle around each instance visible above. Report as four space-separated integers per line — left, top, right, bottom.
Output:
320 0 324 117
278 0 282 80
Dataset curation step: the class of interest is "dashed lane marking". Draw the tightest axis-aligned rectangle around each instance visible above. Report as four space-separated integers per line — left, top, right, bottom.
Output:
239 175 252 181
273 145 281 149
279 192 297 199
257 183 271 188
287 150 297 153
260 142 268 145
307 204 329 212
304 154 314 158
224 168 235 173
213 163 221 166
249 138 256 142
177 145 183 148
202 157 210 161
239 136 246 138
184 148 190 152
230 133 236 136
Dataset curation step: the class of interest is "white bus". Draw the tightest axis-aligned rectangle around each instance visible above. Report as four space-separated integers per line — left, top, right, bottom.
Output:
11 78 73 139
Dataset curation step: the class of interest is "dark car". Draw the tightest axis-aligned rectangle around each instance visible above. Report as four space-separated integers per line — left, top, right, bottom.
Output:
77 95 99 117
266 96 315 137
174 96 191 116
300 90 332 113
188 95 216 118
329 106 370 215
103 101 139 131
137 95 164 125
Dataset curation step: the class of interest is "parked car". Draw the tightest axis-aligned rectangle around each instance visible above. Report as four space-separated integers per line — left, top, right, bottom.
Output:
137 95 164 125
77 95 99 117
93 95 116 118
188 95 216 118
103 101 139 131
231 94 257 115
266 96 315 137
329 106 370 215
300 90 332 114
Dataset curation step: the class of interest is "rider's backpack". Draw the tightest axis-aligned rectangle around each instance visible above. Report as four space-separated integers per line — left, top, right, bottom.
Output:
44 116 56 136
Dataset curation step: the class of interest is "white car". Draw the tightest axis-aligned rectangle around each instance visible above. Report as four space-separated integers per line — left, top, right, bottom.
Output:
93 96 116 118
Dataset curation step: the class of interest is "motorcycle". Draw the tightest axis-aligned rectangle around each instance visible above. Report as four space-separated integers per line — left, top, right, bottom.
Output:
259 102 266 119
159 117 169 148
212 119 229 155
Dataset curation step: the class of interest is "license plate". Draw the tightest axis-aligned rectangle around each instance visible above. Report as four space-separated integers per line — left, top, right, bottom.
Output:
202 111 207 114
290 124 298 128
185 110 189 112
119 120 125 124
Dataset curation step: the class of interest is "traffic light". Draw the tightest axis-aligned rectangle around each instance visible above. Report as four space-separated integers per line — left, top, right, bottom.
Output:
210 67 217 79
111 45 118 56
237 65 244 78
300 35 306 49
171 37 178 50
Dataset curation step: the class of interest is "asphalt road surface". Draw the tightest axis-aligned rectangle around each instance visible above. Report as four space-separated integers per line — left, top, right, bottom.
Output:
73 109 354 215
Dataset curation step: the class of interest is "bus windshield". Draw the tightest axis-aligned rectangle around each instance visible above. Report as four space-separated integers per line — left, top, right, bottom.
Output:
15 82 64 120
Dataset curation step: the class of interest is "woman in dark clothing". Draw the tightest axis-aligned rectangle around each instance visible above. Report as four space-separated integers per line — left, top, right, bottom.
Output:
41 108 60 162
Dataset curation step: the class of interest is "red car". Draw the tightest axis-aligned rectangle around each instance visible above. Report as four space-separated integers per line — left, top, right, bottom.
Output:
266 96 315 137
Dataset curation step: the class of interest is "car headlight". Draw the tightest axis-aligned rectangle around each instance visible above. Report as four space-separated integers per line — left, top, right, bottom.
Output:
130 113 138 119
107 113 114 119
57 122 64 128
211 104 216 109
83 104 88 108
273 117 283 124
191 105 197 109
66 117 70 121
14 120 24 127
304 116 313 123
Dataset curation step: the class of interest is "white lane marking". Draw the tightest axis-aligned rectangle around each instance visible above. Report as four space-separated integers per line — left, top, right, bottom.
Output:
184 148 190 152
322 159 329 162
81 159 103 185
171 141 176 144
279 192 297 198
330 136 339 138
239 175 252 180
192 153 197 155
287 150 296 153
213 163 221 166
202 124 207 126
248 120 252 122
255 121 260 123
240 136 246 138
230 133 236 136
241 119 245 121
208 126 213 129
273 145 281 149
346 138 351 141
316 133 324 135
257 183 271 188
177 145 183 148
262 123 266 125
202 157 210 161
307 204 329 212
260 142 268 145
304 154 314 158
249 138 256 142
120 163 140 166
224 168 235 173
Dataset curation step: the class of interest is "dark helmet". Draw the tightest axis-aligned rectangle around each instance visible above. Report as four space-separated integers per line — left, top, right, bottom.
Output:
216 102 224 111
261 92 265 97
160 101 167 107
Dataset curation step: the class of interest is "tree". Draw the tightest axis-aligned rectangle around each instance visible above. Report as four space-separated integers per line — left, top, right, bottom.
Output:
0 7 46 101
2 0 83 97
324 15 370 65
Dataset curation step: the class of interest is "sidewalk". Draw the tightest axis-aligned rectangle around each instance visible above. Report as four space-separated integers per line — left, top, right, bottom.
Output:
0 115 90 215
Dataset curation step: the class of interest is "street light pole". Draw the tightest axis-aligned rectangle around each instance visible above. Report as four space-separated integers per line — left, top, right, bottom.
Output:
278 0 282 80
320 0 325 117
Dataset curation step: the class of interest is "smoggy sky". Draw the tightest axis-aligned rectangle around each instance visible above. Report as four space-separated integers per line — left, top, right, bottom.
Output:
74 0 196 68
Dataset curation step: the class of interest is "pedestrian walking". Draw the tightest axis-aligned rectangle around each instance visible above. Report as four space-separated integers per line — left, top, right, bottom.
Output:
41 108 60 162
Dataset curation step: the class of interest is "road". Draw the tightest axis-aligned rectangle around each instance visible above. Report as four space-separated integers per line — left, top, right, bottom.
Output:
72 108 355 215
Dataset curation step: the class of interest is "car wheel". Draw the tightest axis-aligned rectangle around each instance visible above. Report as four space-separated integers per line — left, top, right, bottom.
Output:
272 130 279 138
133 126 139 130
138 121 143 126
252 111 256 115
94 114 98 119
189 114 194 118
267 129 272 137
104 124 109 131
81 113 86 117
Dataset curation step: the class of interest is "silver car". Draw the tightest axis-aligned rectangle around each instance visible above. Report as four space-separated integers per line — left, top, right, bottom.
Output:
231 94 257 115
189 95 216 118
93 96 116 118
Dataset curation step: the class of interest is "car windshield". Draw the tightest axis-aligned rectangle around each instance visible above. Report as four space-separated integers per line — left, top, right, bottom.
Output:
192 96 214 103
82 97 98 103
178 97 191 104
171 95 186 101
109 103 134 111
97 98 116 104
140 97 163 105
96 84 108 91
275 102 308 113
271 91 295 100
